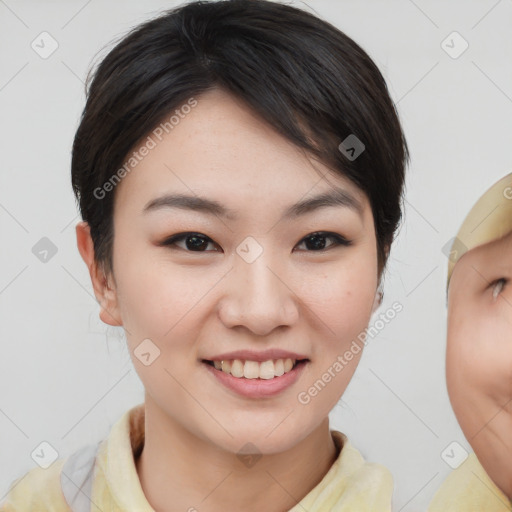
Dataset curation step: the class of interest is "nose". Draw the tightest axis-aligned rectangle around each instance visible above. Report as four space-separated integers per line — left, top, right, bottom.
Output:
217 248 299 336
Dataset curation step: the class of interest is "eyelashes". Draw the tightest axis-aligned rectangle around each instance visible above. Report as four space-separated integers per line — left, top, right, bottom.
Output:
159 231 352 253
161 232 218 252
295 232 352 251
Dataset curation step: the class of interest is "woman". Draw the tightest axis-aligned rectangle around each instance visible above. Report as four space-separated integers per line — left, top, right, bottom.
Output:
429 172 512 511
1 0 408 510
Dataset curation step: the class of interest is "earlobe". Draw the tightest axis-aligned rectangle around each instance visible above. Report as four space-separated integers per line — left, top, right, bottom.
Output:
75 221 122 327
371 289 383 314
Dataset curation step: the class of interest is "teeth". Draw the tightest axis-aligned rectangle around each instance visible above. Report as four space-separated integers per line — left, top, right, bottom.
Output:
244 360 260 379
283 358 294 372
231 359 244 378
210 358 299 379
259 360 275 380
274 359 285 376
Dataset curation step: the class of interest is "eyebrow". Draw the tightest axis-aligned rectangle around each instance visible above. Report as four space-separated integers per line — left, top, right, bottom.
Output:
142 187 364 220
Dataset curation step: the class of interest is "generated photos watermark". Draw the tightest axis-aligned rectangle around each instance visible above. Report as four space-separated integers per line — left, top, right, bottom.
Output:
93 97 198 200
297 301 403 405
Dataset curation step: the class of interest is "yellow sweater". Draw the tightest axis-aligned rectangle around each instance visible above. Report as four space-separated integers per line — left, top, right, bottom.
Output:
1 403 393 511
428 452 512 512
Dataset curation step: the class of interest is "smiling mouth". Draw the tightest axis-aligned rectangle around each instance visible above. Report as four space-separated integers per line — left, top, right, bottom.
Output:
202 358 309 380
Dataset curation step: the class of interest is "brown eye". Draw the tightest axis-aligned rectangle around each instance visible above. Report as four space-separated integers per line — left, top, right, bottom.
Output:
295 232 352 252
160 232 220 252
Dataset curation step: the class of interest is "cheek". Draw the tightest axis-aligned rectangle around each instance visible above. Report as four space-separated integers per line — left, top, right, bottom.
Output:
297 252 377 336
112 243 219 341
447 308 512 407
294 257 376 412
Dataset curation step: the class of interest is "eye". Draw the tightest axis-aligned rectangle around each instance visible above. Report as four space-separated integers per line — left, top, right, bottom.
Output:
159 230 352 253
159 232 220 252
295 231 352 252
490 277 507 300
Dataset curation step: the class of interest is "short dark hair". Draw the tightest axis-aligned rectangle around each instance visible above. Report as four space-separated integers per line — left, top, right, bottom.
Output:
71 0 409 280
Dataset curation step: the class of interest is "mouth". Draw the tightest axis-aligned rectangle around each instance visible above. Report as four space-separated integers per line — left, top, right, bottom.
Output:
201 356 310 398
201 358 309 380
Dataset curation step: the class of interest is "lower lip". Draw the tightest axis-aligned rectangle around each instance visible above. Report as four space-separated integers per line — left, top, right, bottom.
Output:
202 360 308 398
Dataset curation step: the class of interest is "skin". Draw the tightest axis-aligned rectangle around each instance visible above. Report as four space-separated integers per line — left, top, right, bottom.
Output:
447 228 512 499
76 87 381 512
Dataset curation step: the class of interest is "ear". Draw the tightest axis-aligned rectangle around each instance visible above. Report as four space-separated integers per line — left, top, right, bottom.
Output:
75 221 122 327
372 244 389 314
371 289 382 314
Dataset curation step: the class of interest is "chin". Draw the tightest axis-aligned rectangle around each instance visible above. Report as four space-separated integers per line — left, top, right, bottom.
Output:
209 421 315 457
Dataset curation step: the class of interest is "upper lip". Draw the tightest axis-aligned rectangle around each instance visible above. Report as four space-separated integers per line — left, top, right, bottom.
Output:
203 349 310 362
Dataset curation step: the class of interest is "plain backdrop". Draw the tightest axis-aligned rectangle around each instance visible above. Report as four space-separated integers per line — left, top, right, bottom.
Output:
1 0 511 510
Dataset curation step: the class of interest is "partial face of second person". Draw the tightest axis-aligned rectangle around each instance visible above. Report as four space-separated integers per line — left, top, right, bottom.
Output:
447 228 512 498
87 88 380 455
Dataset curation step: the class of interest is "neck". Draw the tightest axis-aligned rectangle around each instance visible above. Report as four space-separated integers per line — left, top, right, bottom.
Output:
135 398 339 512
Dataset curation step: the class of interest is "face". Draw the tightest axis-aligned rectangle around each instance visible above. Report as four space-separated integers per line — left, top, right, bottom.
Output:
447 228 512 498
89 88 379 455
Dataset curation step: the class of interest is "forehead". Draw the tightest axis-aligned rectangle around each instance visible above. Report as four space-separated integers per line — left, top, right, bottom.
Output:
113 88 371 219
458 229 512 270
449 229 512 299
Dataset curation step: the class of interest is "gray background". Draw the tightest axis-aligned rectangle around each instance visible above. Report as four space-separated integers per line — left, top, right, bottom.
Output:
1 0 511 510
